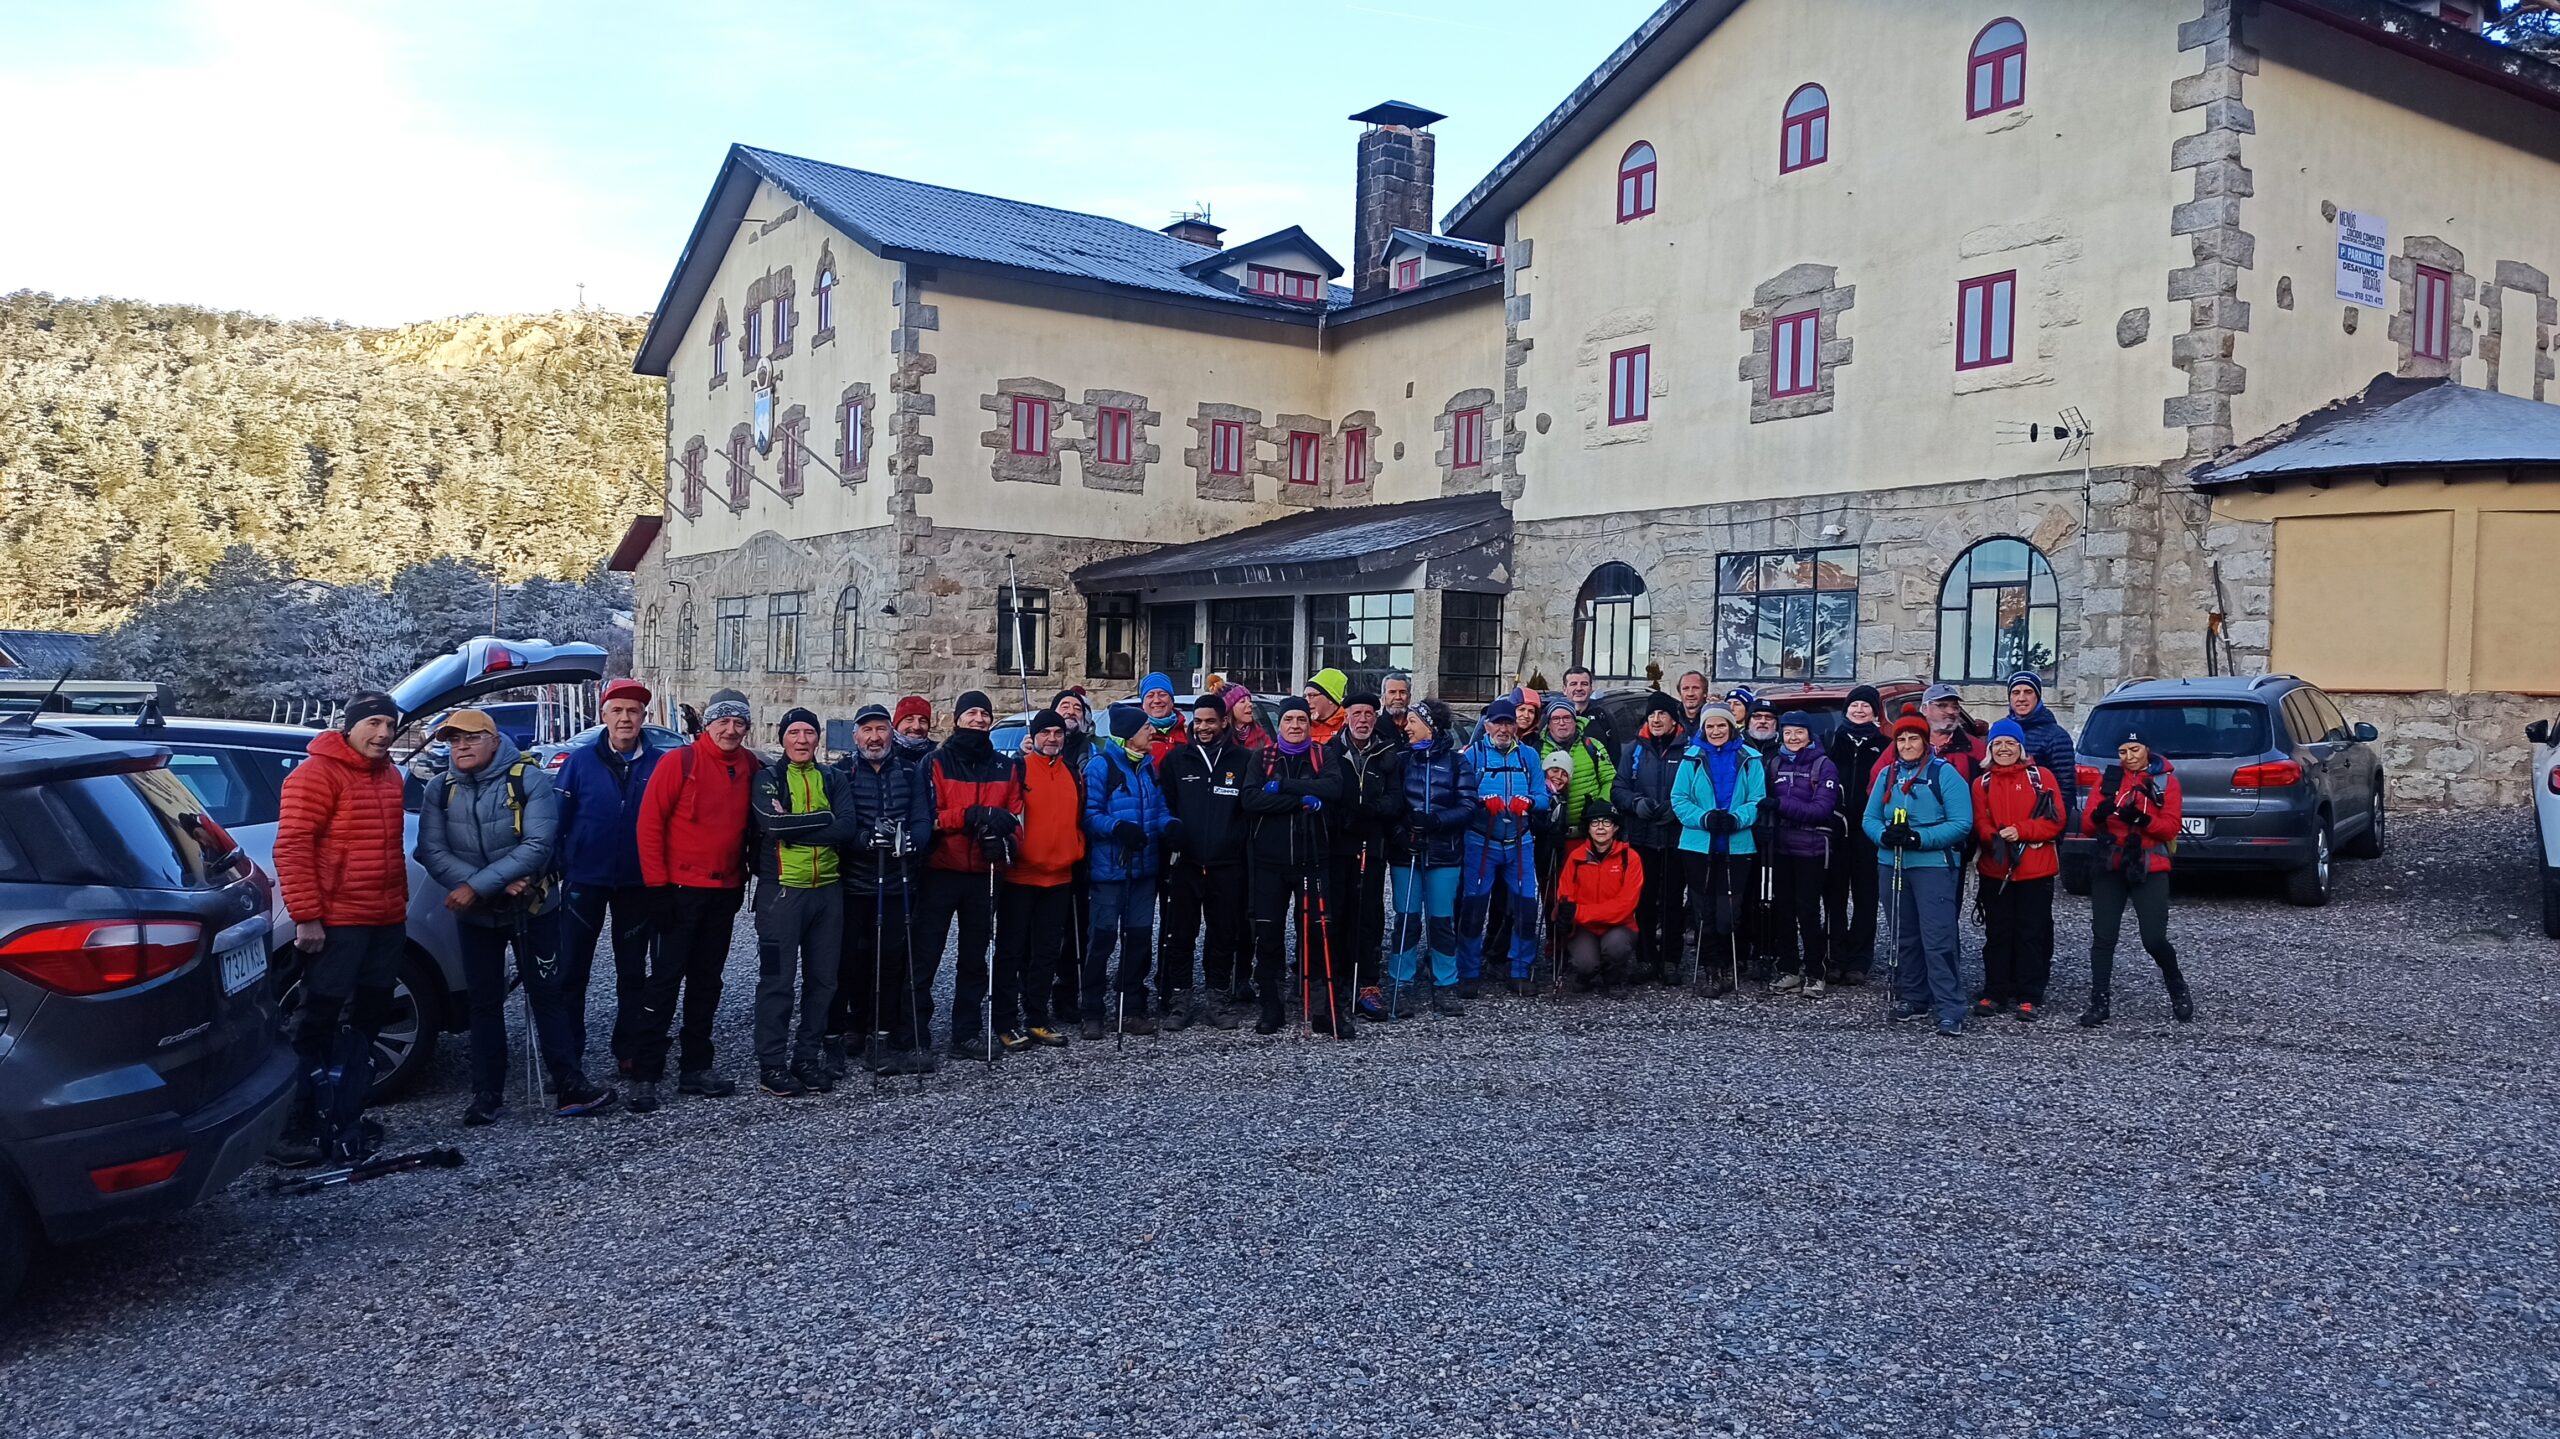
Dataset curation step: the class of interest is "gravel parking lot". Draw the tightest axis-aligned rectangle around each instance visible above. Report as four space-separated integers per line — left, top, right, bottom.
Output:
2 811 2553 1436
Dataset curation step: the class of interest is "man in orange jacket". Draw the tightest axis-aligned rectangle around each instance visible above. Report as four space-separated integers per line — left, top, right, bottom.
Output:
1554 803 1644 991
992 709 1085 1052
271 690 410 1165
628 687 757 1111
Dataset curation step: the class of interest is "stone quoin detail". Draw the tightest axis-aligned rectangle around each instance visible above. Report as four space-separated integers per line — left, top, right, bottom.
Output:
1185 402 1265 503
981 377 1067 486
1435 388 1498 492
2390 237 2476 379
1738 263 1855 423
836 380 874 485
2480 260 2556 401
2167 1 2259 464
1069 388 1160 494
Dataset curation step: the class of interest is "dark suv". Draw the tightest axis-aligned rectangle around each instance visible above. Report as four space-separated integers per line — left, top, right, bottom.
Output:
0 729 297 1307
2061 675 2385 907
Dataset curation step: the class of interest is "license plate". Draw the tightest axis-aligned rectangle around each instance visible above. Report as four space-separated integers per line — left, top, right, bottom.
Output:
219 941 267 996
2181 817 2209 837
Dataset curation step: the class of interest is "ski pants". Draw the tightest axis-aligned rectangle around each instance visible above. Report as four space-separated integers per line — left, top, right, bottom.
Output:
1632 843 1687 978
1824 828 1880 974
292 923 402 1142
457 918 585 1098
1979 873 2054 1005
633 885 742 1082
1387 863 1460 991
752 882 842 1071
557 882 654 1069
834 879 920 1052
995 880 1075 1032
1563 925 1638 984
1083 874 1160 1019
1883 862 1965 1026
1246 861 1323 1027
1327 842 1389 992
1774 853 1828 980
2089 867 2173 968
1457 836 1539 981
916 867 997 1044
1160 862 1249 1003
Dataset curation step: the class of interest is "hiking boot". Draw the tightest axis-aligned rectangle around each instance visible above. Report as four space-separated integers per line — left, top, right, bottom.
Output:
2014 1001 2039 1024
1079 1017 1106 1042
899 1049 940 1076
1973 996 1999 1019
794 1060 837 1094
1356 986 1387 1021
268 1131 327 1169
1254 1007 1286 1035
1429 987 1466 1019
1504 977 1532 997
1162 994 1195 1032
950 1032 994 1060
678 1070 737 1099
1890 1001 1930 1024
1832 967 1869 987
627 1080 661 1114
554 1080 618 1117
1773 973 1804 994
1455 977 1481 1000
1804 977 1827 997
2162 959 2195 1023
1205 999 1244 1031
1122 1010 1158 1036
1025 1026 1066 1049
1706 972 1737 999
1935 1019 1965 1039
2077 994 2111 1029
462 1093 503 1127
759 1067 808 1098
820 1036 851 1082
997 1030 1033 1053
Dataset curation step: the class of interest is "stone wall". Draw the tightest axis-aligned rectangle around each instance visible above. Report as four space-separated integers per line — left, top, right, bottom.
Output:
2342 690 2551 811
638 524 903 725
891 523 1157 712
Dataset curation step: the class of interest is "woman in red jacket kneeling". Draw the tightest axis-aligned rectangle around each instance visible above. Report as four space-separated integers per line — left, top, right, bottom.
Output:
1554 804 1644 992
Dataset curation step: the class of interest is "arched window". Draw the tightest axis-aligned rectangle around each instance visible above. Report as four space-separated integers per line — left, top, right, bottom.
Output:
833 584 862 671
1936 537 2057 683
1967 18 2027 117
641 605 663 669
1782 84 1829 173
815 267 835 334
1616 142 1657 222
1574 562 1651 683
676 600 698 672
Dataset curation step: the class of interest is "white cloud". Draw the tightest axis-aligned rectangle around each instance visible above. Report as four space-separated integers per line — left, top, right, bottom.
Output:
0 0 662 323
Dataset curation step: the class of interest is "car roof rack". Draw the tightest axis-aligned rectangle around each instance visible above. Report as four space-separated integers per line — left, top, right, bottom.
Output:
2248 673 2299 689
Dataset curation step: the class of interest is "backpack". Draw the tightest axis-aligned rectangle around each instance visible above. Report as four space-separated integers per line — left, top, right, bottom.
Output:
439 755 551 910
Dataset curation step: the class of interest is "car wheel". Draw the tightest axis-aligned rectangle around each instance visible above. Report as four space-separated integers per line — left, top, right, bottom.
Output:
2342 783 2386 859
2060 854 2092 897
2284 819 2334 908
271 947 444 1103
0 1180 31 1313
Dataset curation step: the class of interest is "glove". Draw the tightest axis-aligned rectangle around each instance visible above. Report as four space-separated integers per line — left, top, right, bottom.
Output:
1634 796 1663 821
1705 811 1738 836
1554 901 1578 933
1301 796 1325 813
1264 780 1281 794
1505 795 1531 817
1880 823 1920 850
975 809 1018 840
1111 821 1145 848
1161 818 1187 854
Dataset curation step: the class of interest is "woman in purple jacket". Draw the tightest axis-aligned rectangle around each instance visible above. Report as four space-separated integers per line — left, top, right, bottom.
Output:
1769 711 1843 994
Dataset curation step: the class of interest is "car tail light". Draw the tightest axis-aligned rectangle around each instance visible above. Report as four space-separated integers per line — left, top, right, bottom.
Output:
0 919 204 995
90 1150 187 1194
2075 764 2103 792
2549 767 2560 797
544 751 568 771
2232 761 2304 789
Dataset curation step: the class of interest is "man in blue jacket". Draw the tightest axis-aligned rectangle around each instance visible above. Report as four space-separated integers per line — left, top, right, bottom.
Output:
1082 707 1171 1038
2002 670 2079 826
1457 696 1548 994
1863 714 1976 1036
552 678 670 1081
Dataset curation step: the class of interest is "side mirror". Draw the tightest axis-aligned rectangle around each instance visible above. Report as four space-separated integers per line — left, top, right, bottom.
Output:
2351 722 2377 743
2529 719 2553 747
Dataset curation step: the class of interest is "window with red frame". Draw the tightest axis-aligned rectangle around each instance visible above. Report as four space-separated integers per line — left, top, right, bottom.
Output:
1957 272 2017 370
1011 395 1051 456
1608 346 1651 424
776 418 806 495
1095 406 1134 466
1287 431 1321 486
1772 310 1820 398
1210 419 1246 476
1616 142 1657 221
1249 266 1324 303
1452 408 1485 469
1343 426 1368 485
744 306 763 364
773 296 793 350
1782 85 1829 173
1394 258 1422 291
725 433 752 508
681 439 706 515
1967 18 2027 117
709 323 728 382
2414 265 2452 361
815 270 835 332
840 397 865 475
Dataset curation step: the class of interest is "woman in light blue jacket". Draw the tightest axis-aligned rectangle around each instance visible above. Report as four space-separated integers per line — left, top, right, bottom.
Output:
1671 708 1764 994
1861 714 1976 1037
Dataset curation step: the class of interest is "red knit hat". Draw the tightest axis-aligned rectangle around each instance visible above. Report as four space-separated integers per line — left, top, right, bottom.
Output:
1890 714 1933 742
893 695 931 726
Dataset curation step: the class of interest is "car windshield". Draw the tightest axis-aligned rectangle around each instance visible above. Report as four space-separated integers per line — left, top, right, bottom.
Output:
0 768 241 890
2082 701 2269 759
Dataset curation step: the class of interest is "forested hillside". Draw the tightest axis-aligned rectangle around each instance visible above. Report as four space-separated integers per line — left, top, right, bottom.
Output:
0 293 662 630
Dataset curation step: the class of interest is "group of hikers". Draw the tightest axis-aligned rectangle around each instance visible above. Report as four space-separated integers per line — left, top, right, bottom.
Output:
264 663 2195 1161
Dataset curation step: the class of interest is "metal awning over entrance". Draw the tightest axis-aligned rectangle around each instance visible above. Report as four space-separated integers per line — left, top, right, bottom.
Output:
1070 491 1510 594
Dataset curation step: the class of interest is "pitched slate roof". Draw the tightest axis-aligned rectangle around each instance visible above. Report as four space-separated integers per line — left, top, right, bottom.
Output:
1183 225 1344 279
636 145 1354 375
0 628 98 680
1387 227 1499 263
2189 375 2560 487
1070 492 1510 592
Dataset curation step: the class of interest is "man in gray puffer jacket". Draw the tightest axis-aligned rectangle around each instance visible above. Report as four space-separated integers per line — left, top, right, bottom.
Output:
417 708 616 1126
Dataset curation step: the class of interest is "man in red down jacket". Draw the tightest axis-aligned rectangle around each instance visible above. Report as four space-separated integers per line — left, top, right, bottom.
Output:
270 690 410 1165
1972 717 2066 1022
2076 729 2194 1029
628 687 758 1111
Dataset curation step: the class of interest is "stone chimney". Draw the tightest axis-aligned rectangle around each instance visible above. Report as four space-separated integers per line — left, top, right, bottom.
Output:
1349 101 1445 302
1163 210 1224 250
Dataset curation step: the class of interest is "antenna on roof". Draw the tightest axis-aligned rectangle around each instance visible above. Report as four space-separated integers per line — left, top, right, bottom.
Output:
1169 202 1213 226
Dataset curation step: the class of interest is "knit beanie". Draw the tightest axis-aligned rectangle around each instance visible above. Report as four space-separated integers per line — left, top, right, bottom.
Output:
1987 717 2029 751
341 691 399 730
704 689 752 726
894 695 932 727
1140 671 1176 699
1846 684 1883 712
1308 668 1348 704
778 706 821 739
956 690 995 720
2006 670 2044 698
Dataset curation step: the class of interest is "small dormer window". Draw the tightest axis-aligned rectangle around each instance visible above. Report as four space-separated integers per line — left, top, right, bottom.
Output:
1249 265 1324 303
1394 258 1422 291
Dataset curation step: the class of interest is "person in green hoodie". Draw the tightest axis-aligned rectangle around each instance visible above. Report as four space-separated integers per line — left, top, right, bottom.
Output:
748 707 859 1097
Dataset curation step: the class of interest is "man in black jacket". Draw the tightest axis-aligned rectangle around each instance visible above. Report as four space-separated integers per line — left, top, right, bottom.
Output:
1158 696 1253 1029
1823 684 1890 984
1241 699 1347 1036
1611 691 1690 983
832 703 937 1077
748 708 860 1097
1327 690 1405 1022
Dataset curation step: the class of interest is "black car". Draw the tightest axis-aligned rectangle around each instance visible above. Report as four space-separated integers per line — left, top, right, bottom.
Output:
2061 675 2385 907
0 728 297 1307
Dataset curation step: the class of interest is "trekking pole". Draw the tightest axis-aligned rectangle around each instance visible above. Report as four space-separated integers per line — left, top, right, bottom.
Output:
870 860 891 1083
1311 874 1339 1037
1885 829 1907 1027
984 862 998 1068
900 866 928 1088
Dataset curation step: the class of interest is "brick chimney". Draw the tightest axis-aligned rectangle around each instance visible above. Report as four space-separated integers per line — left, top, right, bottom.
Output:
1163 209 1224 250
1349 101 1445 302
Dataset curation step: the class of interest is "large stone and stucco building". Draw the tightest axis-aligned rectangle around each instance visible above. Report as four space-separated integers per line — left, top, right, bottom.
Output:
619 0 2560 808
